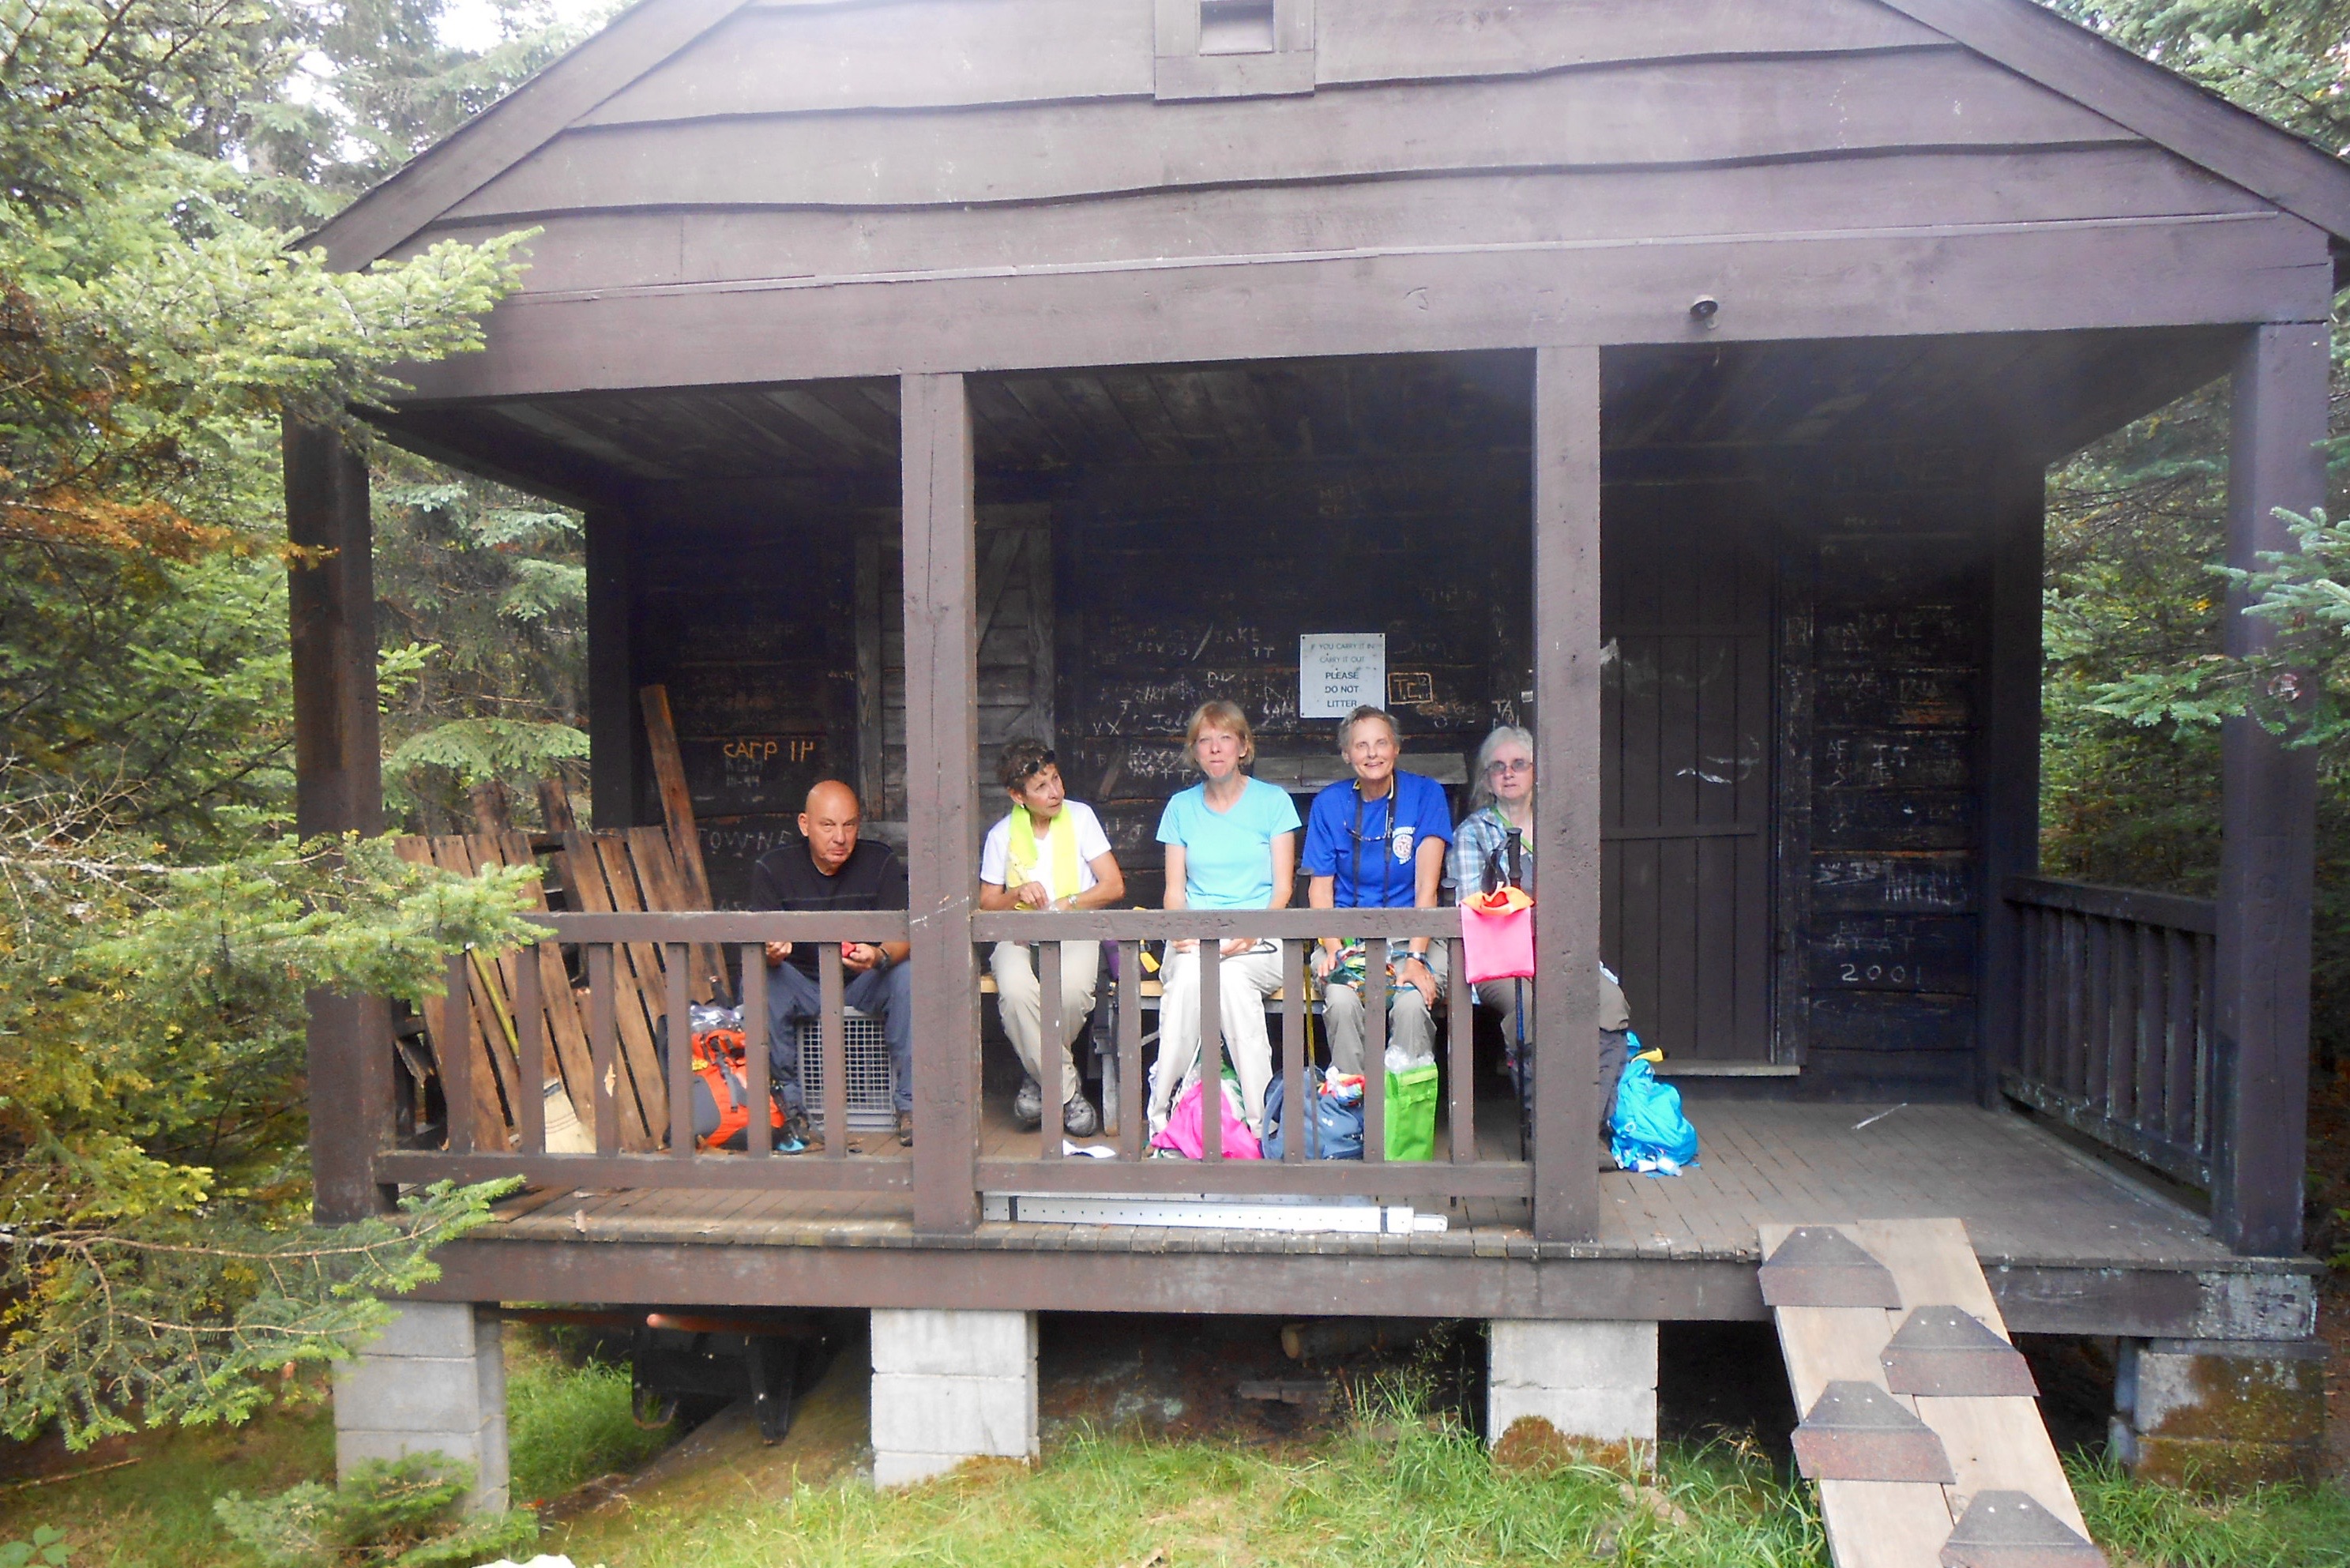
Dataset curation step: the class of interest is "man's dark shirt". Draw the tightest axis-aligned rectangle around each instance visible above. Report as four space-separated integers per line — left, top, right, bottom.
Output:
748 837 909 976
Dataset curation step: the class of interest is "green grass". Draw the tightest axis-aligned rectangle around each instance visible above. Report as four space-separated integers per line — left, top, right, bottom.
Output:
0 1389 336 1568
2071 1455 2350 1568
0 1345 673 1566
506 1347 677 1508
554 1421 1832 1568
9 1355 2347 1568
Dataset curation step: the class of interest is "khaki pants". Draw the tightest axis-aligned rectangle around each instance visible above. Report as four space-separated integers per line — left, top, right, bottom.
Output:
1151 940 1284 1134
1324 942 1451 1076
989 940 1098 1107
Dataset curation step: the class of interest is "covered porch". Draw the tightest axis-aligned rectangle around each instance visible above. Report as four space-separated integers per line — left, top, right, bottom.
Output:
294 324 2322 1281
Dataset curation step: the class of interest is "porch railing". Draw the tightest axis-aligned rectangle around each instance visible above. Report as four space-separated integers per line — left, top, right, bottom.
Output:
2002 875 2218 1187
968 908 1526 1201
372 907 1529 1205
376 912 914 1193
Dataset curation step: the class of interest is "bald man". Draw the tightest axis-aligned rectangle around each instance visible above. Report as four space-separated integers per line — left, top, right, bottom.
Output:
749 780 916 1147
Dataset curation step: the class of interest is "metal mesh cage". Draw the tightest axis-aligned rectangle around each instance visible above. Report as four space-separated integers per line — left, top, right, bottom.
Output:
796 1010 897 1130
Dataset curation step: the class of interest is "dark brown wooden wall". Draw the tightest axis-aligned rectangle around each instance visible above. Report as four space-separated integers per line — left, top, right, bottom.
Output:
623 488 863 906
606 443 2009 1096
1040 456 1532 907
1780 451 1996 1096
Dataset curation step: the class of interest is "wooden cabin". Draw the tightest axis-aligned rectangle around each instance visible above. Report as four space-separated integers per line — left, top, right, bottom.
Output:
296 0 2341 1498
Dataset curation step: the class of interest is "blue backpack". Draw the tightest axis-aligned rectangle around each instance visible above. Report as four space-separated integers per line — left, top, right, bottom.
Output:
1259 1069 1364 1160
1610 1044 1699 1175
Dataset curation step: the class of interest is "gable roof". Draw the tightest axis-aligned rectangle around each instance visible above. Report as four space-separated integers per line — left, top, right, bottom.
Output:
1874 0 2350 239
309 0 757 271
310 0 2350 273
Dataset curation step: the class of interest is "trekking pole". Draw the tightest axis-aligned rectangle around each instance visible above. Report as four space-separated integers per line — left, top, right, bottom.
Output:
1513 976 1532 1160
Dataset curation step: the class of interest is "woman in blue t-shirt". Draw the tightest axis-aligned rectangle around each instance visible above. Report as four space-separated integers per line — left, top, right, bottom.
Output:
1150 700 1300 1138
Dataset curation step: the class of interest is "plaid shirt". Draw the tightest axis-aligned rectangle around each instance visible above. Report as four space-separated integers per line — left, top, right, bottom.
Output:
1448 806 1532 901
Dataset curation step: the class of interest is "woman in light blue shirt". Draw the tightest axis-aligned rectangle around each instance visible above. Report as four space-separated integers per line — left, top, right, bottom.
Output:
1151 700 1299 1137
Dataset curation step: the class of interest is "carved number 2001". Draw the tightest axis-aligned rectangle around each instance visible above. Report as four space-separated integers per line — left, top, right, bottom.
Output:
1841 962 1909 984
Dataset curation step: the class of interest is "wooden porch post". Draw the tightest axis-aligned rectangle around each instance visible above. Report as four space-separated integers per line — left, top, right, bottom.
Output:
285 418 394 1222
1978 455 2045 1104
1532 347 1604 1243
901 372 982 1234
2213 323 2326 1256
585 503 640 831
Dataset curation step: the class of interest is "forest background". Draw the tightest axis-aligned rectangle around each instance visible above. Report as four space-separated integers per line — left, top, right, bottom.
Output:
1 0 2347 1455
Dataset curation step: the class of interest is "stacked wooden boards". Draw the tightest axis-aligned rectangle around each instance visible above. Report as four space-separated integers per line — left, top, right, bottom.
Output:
393 825 722 1153
1759 1218 2105 1568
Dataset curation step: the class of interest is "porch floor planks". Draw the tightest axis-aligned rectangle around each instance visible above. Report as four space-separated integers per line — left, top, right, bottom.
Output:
479 1102 2242 1276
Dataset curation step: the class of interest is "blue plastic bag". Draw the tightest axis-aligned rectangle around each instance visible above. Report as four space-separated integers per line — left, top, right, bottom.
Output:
1260 1069 1364 1160
1610 1048 1698 1176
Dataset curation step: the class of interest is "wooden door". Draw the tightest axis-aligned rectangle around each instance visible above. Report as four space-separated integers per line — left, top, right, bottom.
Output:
1600 487 1775 1062
861 510 1055 830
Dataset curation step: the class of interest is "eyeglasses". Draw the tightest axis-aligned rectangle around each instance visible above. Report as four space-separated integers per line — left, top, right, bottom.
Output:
1487 758 1532 777
1013 750 1057 782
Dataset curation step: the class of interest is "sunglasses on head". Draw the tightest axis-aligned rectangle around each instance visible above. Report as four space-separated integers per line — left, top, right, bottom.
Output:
1013 750 1058 781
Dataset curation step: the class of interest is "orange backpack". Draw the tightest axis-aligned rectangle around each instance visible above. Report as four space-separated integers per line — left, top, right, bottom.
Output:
689 1026 785 1150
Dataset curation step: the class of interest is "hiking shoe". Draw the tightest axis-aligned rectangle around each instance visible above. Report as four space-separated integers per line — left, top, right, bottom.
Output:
895 1109 914 1146
1012 1073 1044 1130
1062 1093 1100 1138
779 1114 823 1155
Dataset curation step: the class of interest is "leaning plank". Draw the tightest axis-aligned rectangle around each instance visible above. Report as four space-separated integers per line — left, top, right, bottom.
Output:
423 837 530 1137
588 831 682 1141
1855 1218 2092 1540
553 831 664 1149
1761 1222 1952 1568
637 684 716 909
481 831 599 1139
1812 1482 1953 1568
390 836 511 1150
624 824 723 1002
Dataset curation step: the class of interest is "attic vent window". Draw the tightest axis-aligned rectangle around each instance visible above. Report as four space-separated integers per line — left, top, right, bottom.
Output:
1199 0 1275 55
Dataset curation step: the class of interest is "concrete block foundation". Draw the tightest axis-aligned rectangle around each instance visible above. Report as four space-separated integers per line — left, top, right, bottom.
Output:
870 1307 1038 1487
331 1302 508 1512
2111 1337 2326 1488
1487 1319 1658 1455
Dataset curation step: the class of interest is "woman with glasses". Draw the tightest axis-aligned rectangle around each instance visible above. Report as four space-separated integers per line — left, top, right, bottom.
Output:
1303 705 1453 1077
1150 700 1299 1139
979 738 1125 1136
1449 725 1634 1163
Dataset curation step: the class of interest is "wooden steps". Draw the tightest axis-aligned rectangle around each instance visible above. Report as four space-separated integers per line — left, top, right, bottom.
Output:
1761 1217 2106 1568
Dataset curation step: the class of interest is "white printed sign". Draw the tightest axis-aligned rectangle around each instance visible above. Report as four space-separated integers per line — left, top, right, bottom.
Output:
1299 633 1386 720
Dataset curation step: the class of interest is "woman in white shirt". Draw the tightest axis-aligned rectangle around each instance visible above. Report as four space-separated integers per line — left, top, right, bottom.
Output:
979 738 1125 1135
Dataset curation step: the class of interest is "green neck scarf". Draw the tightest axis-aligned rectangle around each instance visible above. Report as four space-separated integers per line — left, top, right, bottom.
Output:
1009 805 1082 908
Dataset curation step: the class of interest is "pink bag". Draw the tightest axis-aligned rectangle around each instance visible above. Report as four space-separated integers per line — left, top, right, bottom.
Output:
1461 886 1536 984
1149 1078 1263 1160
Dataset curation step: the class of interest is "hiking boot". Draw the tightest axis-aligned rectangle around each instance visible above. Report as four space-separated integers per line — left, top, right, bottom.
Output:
1012 1073 1044 1130
779 1114 824 1155
1062 1092 1100 1138
895 1109 914 1146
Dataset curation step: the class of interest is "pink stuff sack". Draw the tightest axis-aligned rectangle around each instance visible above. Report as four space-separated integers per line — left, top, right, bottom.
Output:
1149 1077 1263 1160
1461 886 1536 984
